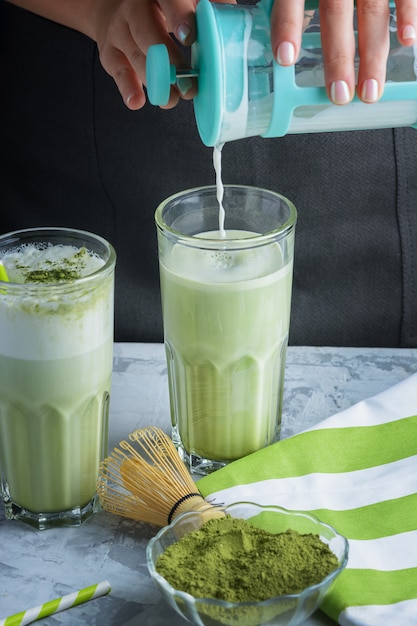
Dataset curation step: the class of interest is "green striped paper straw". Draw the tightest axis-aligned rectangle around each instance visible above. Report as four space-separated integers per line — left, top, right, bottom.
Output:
0 581 111 626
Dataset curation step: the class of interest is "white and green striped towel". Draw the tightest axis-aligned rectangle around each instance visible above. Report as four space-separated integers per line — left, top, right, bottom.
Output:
197 373 417 626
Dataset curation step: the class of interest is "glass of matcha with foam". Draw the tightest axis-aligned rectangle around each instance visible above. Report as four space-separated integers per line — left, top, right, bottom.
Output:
0 227 116 529
156 186 296 475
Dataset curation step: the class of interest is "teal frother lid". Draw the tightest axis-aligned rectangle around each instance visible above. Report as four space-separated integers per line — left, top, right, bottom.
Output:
146 0 223 146
192 0 223 146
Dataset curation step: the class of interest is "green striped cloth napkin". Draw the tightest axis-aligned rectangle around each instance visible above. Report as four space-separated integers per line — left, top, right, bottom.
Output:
197 373 417 625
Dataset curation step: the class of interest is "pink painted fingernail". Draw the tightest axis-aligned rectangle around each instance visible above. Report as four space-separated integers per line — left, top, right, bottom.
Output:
361 78 379 103
126 92 137 107
330 80 351 105
177 77 193 95
403 24 417 41
177 23 191 44
277 41 295 65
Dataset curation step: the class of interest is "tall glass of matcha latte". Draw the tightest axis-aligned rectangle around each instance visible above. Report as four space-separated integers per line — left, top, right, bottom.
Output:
156 186 296 475
0 228 116 529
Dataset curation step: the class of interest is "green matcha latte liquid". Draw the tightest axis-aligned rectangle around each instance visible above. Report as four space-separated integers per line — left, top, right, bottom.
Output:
156 186 296 474
161 231 292 463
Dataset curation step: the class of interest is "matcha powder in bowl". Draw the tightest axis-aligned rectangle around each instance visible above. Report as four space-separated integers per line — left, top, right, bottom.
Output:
147 502 349 626
156 516 338 601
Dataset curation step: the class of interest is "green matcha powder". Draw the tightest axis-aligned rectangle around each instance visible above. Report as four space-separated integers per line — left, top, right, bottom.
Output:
156 516 339 603
17 247 89 283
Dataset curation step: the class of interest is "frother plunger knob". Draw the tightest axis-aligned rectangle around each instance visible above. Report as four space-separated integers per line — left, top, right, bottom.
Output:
146 44 198 106
146 45 176 106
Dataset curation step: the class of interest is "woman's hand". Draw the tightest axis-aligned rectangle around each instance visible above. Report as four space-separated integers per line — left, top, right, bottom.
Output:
270 0 417 104
91 0 199 110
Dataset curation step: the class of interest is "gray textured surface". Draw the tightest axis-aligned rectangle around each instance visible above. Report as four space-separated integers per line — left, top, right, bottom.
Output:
1 344 416 625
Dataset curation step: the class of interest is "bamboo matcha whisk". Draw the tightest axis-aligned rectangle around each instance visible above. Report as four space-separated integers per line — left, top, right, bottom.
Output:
97 427 220 527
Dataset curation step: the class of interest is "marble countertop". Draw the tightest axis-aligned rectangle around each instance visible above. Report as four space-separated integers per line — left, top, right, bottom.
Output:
1 344 416 625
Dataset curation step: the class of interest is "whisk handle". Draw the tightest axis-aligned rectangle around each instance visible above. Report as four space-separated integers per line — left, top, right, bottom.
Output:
168 493 202 524
172 494 225 525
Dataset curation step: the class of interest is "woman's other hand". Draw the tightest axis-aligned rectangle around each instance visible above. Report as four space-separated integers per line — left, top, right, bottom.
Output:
270 0 417 104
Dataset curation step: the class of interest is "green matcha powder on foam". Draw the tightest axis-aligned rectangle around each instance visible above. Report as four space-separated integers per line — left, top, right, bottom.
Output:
1 246 98 284
19 247 89 283
156 516 339 603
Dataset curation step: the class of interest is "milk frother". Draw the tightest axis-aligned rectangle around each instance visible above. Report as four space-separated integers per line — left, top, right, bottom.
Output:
146 0 417 146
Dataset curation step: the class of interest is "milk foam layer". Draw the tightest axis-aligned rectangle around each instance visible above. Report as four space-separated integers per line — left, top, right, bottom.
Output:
171 230 284 284
0 244 113 360
1 243 105 283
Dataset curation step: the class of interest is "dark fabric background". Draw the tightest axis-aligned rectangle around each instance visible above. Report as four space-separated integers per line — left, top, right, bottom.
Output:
1 2 416 347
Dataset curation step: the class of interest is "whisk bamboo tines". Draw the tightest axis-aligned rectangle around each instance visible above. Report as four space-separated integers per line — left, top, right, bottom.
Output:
97 427 220 527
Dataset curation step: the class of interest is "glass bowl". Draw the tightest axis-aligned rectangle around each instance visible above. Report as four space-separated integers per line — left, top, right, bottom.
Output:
146 501 349 626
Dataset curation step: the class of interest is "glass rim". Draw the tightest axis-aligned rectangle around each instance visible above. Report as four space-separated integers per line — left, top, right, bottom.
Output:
0 226 116 289
155 185 297 248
